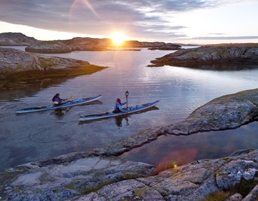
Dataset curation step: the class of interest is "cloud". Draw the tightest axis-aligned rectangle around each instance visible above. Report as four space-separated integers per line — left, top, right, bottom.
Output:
0 0 254 42
208 33 226 36
193 36 258 40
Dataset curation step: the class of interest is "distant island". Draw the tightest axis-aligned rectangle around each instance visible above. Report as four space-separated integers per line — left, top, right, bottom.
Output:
0 32 182 53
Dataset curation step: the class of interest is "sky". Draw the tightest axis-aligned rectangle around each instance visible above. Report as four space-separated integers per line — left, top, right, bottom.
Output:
0 0 258 44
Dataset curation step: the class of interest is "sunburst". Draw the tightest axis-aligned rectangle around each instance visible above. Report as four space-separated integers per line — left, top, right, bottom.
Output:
111 32 125 46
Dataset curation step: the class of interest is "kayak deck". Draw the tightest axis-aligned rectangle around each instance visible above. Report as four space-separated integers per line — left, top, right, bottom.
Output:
79 100 159 121
16 95 102 114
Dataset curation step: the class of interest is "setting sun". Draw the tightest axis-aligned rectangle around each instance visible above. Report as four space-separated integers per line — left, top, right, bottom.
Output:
111 32 125 46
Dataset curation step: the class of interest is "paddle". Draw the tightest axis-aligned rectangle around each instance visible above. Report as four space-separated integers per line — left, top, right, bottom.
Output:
68 96 74 101
64 96 74 102
59 96 74 105
125 91 129 111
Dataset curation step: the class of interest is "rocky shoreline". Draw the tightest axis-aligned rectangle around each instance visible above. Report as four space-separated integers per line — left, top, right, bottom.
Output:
149 44 258 70
0 47 107 90
1 88 258 200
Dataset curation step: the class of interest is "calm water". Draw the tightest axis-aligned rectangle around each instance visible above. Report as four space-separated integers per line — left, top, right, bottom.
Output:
1 46 258 171
120 122 258 171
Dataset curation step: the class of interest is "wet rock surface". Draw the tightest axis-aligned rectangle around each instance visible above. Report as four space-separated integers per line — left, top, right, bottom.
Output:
1 88 258 200
149 44 258 70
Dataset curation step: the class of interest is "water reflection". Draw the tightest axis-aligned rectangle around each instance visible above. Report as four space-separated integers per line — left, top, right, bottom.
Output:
50 100 103 120
52 108 69 118
160 63 258 71
155 149 197 174
120 121 258 172
0 78 68 101
115 116 129 128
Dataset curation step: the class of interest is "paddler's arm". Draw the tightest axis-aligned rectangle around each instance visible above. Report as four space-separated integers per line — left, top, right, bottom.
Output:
118 104 127 113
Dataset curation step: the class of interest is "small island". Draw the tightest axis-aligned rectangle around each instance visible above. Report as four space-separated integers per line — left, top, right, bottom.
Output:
149 43 258 70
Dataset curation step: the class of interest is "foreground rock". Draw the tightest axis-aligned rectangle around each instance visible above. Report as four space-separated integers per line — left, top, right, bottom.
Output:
150 44 258 70
0 157 155 200
1 149 258 200
0 47 106 89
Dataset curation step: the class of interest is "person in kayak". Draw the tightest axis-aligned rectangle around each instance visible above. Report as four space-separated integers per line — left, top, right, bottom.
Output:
52 93 66 105
113 98 127 113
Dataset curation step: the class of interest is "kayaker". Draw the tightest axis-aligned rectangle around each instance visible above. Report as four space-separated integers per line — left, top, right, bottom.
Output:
52 93 66 105
113 98 127 113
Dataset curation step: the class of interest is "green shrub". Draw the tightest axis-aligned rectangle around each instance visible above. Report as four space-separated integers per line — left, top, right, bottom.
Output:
201 191 230 201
